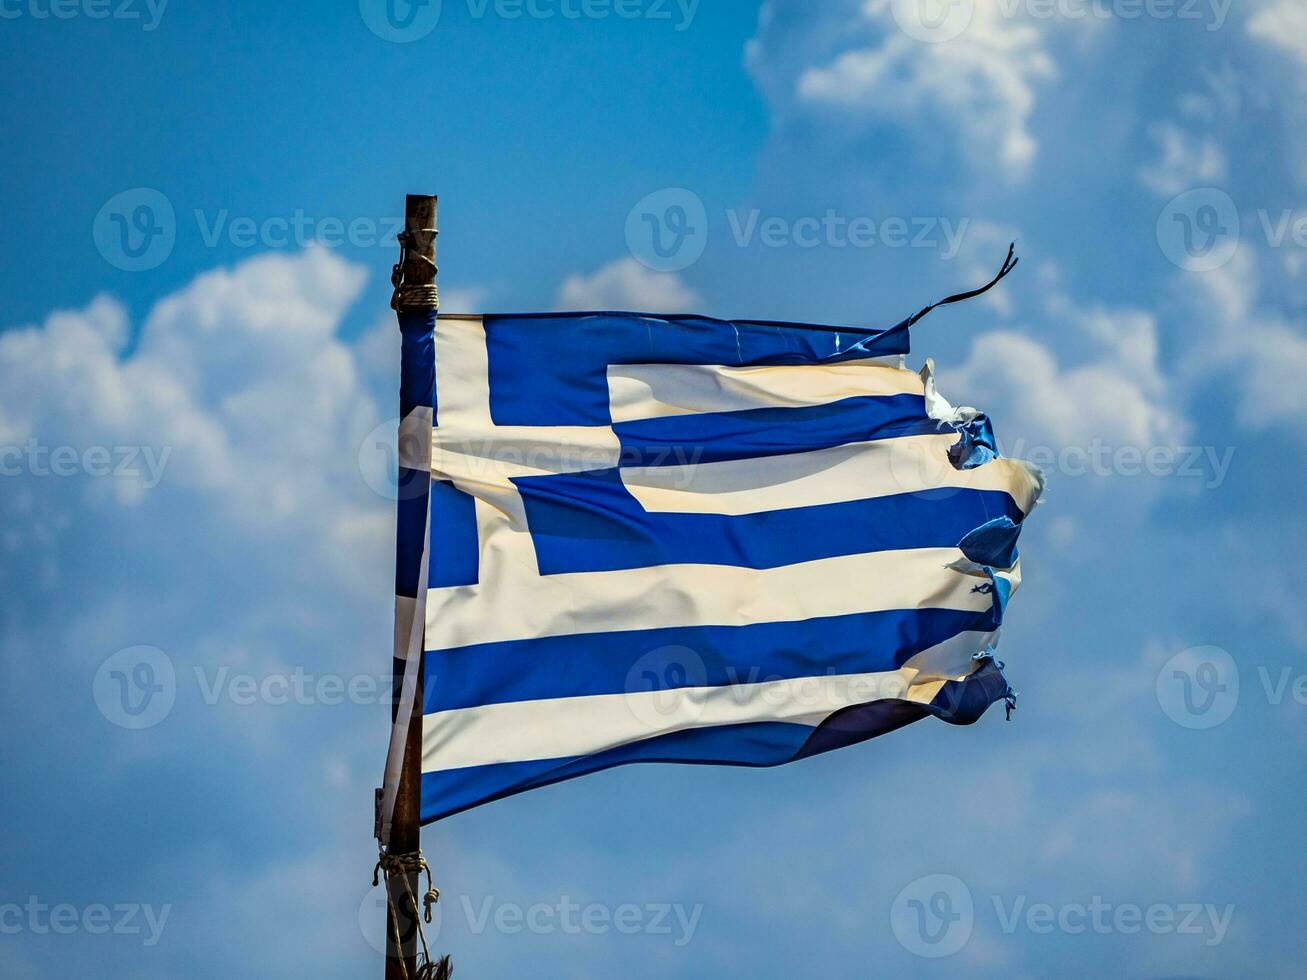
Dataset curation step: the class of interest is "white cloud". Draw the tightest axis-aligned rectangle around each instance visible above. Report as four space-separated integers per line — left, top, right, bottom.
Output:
1248 0 1307 68
1178 247 1307 433
753 0 1058 178
0 248 412 978
940 304 1182 459
555 257 700 312
0 241 1288 977
0 246 390 588
1177 62 1243 123
1138 121 1228 197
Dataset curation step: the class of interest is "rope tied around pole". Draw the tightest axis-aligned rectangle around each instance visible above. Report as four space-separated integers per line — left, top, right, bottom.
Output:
391 228 440 312
373 849 450 980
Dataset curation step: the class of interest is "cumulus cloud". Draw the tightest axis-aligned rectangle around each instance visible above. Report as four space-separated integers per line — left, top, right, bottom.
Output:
1138 121 1228 197
0 240 1280 978
750 0 1058 179
940 303 1183 461
1177 247 1307 433
555 257 700 312
0 247 408 976
1248 0 1307 68
0 247 387 540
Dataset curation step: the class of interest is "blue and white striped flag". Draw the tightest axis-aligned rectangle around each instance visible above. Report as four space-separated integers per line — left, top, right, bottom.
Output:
383 287 1041 829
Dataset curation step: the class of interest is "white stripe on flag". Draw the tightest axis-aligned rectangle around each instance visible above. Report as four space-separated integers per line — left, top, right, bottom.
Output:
608 357 915 423
425 546 1018 649
622 434 1042 515
397 406 434 471
422 629 996 772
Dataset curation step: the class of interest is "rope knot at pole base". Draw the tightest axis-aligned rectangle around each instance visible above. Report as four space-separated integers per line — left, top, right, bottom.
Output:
390 227 440 312
373 849 452 980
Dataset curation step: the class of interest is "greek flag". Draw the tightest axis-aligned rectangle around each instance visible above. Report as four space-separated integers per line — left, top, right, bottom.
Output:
386 285 1040 826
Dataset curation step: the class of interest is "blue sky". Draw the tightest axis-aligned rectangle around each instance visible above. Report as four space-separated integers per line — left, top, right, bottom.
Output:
2 0 1306 976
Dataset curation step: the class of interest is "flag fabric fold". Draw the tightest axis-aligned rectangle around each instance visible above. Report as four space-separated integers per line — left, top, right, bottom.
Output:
392 309 1041 824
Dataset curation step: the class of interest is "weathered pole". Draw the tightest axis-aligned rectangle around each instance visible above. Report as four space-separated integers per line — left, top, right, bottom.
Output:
387 193 438 980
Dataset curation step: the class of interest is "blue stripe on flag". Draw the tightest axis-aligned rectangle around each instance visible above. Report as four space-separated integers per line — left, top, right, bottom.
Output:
394 483 429 598
420 662 1007 822
427 479 480 588
484 312 911 426
423 606 996 713
611 394 939 466
395 309 436 599
517 471 1023 574
399 309 436 417
422 720 817 821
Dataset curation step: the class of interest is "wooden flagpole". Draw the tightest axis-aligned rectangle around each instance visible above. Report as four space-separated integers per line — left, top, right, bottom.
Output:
387 193 438 980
